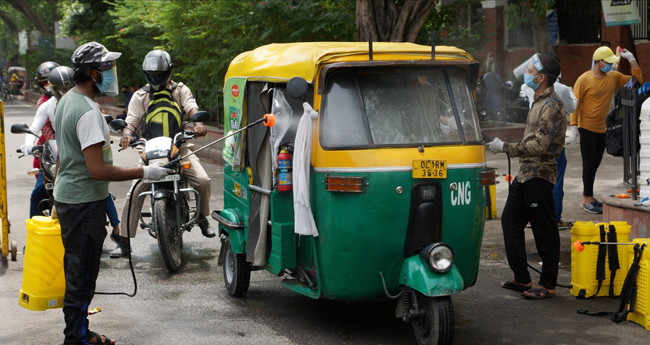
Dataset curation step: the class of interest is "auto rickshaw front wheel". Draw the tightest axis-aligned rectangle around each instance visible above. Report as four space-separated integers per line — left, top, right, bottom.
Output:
412 294 454 345
222 237 251 297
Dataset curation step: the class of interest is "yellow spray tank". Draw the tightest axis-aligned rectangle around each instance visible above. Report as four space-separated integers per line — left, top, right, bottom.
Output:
19 216 65 311
627 238 650 330
571 221 631 298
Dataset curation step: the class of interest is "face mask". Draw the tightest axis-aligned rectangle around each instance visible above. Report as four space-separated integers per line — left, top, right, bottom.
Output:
524 73 540 91
96 66 119 96
44 85 51 92
600 62 613 73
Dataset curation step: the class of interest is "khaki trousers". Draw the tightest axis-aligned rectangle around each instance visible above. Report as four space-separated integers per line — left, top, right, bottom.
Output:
120 146 211 238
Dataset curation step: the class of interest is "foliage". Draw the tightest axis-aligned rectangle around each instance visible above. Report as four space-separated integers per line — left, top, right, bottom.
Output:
504 0 555 29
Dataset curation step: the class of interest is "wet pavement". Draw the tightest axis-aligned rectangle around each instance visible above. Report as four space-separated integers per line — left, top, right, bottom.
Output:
1 99 649 344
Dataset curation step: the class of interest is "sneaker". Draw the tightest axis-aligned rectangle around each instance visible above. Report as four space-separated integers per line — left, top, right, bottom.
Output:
593 198 603 208
110 240 131 258
196 218 216 238
557 220 573 230
582 202 603 214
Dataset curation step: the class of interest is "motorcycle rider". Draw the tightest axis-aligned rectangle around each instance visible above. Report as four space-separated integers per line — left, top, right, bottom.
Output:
23 62 59 219
113 49 216 258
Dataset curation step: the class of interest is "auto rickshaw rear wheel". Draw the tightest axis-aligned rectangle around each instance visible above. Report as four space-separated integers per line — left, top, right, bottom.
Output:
412 294 454 345
223 237 251 297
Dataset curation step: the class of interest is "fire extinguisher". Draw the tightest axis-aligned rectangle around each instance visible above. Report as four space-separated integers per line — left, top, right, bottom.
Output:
277 148 292 192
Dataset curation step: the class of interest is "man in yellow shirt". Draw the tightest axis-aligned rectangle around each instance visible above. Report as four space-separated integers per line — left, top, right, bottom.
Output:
570 47 642 214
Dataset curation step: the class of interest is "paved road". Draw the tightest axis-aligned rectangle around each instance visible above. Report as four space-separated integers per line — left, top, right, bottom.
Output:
1 99 648 344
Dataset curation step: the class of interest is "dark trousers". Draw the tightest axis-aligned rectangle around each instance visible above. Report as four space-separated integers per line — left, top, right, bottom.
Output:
579 128 606 198
56 199 107 344
501 177 560 290
553 148 567 222
30 173 47 218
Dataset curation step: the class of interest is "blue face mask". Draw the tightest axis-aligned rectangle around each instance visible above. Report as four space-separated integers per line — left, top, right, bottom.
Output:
96 67 119 96
524 73 540 91
600 62 613 73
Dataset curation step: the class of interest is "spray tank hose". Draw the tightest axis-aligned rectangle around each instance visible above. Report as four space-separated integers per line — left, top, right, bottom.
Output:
96 179 141 297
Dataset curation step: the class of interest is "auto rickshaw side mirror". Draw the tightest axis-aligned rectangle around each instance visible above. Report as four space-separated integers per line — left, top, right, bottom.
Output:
10 123 34 135
110 119 127 131
192 111 210 123
287 77 308 99
104 115 114 125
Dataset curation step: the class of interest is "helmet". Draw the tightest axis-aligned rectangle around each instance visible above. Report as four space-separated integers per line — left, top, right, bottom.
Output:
142 50 173 91
48 66 75 100
35 61 60 96
72 42 121 70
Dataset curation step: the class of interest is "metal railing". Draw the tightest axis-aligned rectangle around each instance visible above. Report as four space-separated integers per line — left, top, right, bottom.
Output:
621 85 640 200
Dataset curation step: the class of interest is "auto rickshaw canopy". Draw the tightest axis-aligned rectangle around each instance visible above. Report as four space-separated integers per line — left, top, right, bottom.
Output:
225 42 474 83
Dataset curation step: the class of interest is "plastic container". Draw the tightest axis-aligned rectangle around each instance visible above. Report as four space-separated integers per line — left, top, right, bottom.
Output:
571 221 631 298
19 216 65 311
627 238 650 330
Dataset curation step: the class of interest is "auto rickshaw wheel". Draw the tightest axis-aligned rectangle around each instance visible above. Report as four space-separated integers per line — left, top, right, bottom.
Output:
412 294 454 345
222 237 251 297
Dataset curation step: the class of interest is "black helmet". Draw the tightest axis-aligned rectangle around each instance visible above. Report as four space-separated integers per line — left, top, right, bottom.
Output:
142 50 173 92
48 66 75 100
71 42 121 83
35 61 60 96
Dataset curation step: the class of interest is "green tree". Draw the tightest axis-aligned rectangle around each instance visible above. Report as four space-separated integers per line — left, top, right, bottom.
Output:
504 0 555 53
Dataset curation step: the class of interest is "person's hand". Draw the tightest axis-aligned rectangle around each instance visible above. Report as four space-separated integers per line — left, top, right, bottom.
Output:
21 144 32 155
143 161 173 181
120 135 132 150
486 137 504 154
620 49 636 62
193 125 207 138
569 126 580 146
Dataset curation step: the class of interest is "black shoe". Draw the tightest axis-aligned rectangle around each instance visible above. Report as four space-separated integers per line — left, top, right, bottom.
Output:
110 239 131 258
197 218 216 238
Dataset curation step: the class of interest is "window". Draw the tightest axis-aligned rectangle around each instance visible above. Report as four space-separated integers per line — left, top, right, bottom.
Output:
320 66 480 150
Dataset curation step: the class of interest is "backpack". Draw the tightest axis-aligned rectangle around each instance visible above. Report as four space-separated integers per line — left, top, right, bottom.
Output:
141 83 182 140
606 80 641 157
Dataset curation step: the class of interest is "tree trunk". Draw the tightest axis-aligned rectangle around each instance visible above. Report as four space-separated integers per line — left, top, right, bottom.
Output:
3 0 53 35
518 0 550 53
356 0 435 42
0 8 18 33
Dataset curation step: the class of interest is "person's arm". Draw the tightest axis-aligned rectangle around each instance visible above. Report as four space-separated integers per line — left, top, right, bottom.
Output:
121 92 145 149
178 85 205 137
570 78 585 127
504 103 564 158
83 143 144 181
618 50 643 85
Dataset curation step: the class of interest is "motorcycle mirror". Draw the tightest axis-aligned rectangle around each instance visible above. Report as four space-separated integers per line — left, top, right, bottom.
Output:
287 77 308 99
104 115 114 125
10 123 34 135
482 72 502 92
110 119 127 131
191 111 209 123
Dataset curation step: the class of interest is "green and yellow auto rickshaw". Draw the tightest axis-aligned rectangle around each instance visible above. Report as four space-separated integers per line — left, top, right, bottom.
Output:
212 42 495 345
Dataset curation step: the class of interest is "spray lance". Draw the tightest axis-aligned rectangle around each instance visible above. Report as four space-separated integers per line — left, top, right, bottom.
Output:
97 113 276 298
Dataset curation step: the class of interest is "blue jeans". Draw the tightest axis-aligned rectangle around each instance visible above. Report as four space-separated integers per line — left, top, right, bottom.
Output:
29 173 48 218
553 148 567 222
105 192 120 227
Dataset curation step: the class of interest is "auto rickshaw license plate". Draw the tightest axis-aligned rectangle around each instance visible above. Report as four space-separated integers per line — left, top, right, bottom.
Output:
412 160 447 179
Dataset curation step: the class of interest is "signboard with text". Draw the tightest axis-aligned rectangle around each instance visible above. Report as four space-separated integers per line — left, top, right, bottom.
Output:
602 0 640 27
222 77 247 167
547 9 558 45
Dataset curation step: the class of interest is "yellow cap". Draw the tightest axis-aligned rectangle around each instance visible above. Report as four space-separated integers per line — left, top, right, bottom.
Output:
593 46 618 64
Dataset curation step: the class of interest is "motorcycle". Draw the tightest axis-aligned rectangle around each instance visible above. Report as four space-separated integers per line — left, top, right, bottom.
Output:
475 72 529 124
11 116 115 216
110 111 209 272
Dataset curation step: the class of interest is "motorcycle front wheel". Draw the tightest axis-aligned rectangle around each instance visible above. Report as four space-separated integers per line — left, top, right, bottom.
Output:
154 198 183 272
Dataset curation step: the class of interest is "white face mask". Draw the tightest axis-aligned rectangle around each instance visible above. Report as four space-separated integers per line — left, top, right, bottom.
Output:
44 85 51 92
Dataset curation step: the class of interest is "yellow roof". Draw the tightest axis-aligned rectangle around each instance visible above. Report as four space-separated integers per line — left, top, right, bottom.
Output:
225 42 473 83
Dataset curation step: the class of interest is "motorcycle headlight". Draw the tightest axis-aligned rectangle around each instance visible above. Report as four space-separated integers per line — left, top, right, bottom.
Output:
419 243 454 273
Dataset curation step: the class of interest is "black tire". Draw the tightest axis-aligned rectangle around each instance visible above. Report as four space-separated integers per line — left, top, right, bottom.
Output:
222 237 251 297
154 198 182 272
412 294 454 345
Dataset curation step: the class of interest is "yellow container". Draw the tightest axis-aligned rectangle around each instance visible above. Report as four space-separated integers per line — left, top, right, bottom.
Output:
570 221 631 298
485 183 497 219
19 216 65 311
627 238 650 330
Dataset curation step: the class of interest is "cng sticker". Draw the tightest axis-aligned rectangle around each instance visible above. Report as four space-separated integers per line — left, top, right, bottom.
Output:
451 181 471 206
231 84 240 98
234 182 242 198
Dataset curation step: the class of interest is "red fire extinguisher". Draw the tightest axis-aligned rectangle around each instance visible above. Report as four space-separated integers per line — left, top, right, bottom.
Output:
277 149 292 192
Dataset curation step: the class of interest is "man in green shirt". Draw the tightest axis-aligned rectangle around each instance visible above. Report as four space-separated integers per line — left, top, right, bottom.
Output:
54 42 172 345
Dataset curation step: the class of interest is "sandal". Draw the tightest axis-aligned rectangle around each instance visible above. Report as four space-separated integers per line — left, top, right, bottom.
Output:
87 331 115 344
501 279 531 292
557 220 573 231
521 287 555 299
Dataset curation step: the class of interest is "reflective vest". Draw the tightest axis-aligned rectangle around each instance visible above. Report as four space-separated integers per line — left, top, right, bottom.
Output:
141 84 182 140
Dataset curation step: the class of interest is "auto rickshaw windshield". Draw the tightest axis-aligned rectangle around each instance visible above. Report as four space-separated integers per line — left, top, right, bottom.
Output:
321 66 480 149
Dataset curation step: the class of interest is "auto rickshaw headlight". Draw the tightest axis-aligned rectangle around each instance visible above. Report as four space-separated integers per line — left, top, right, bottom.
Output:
419 243 454 273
